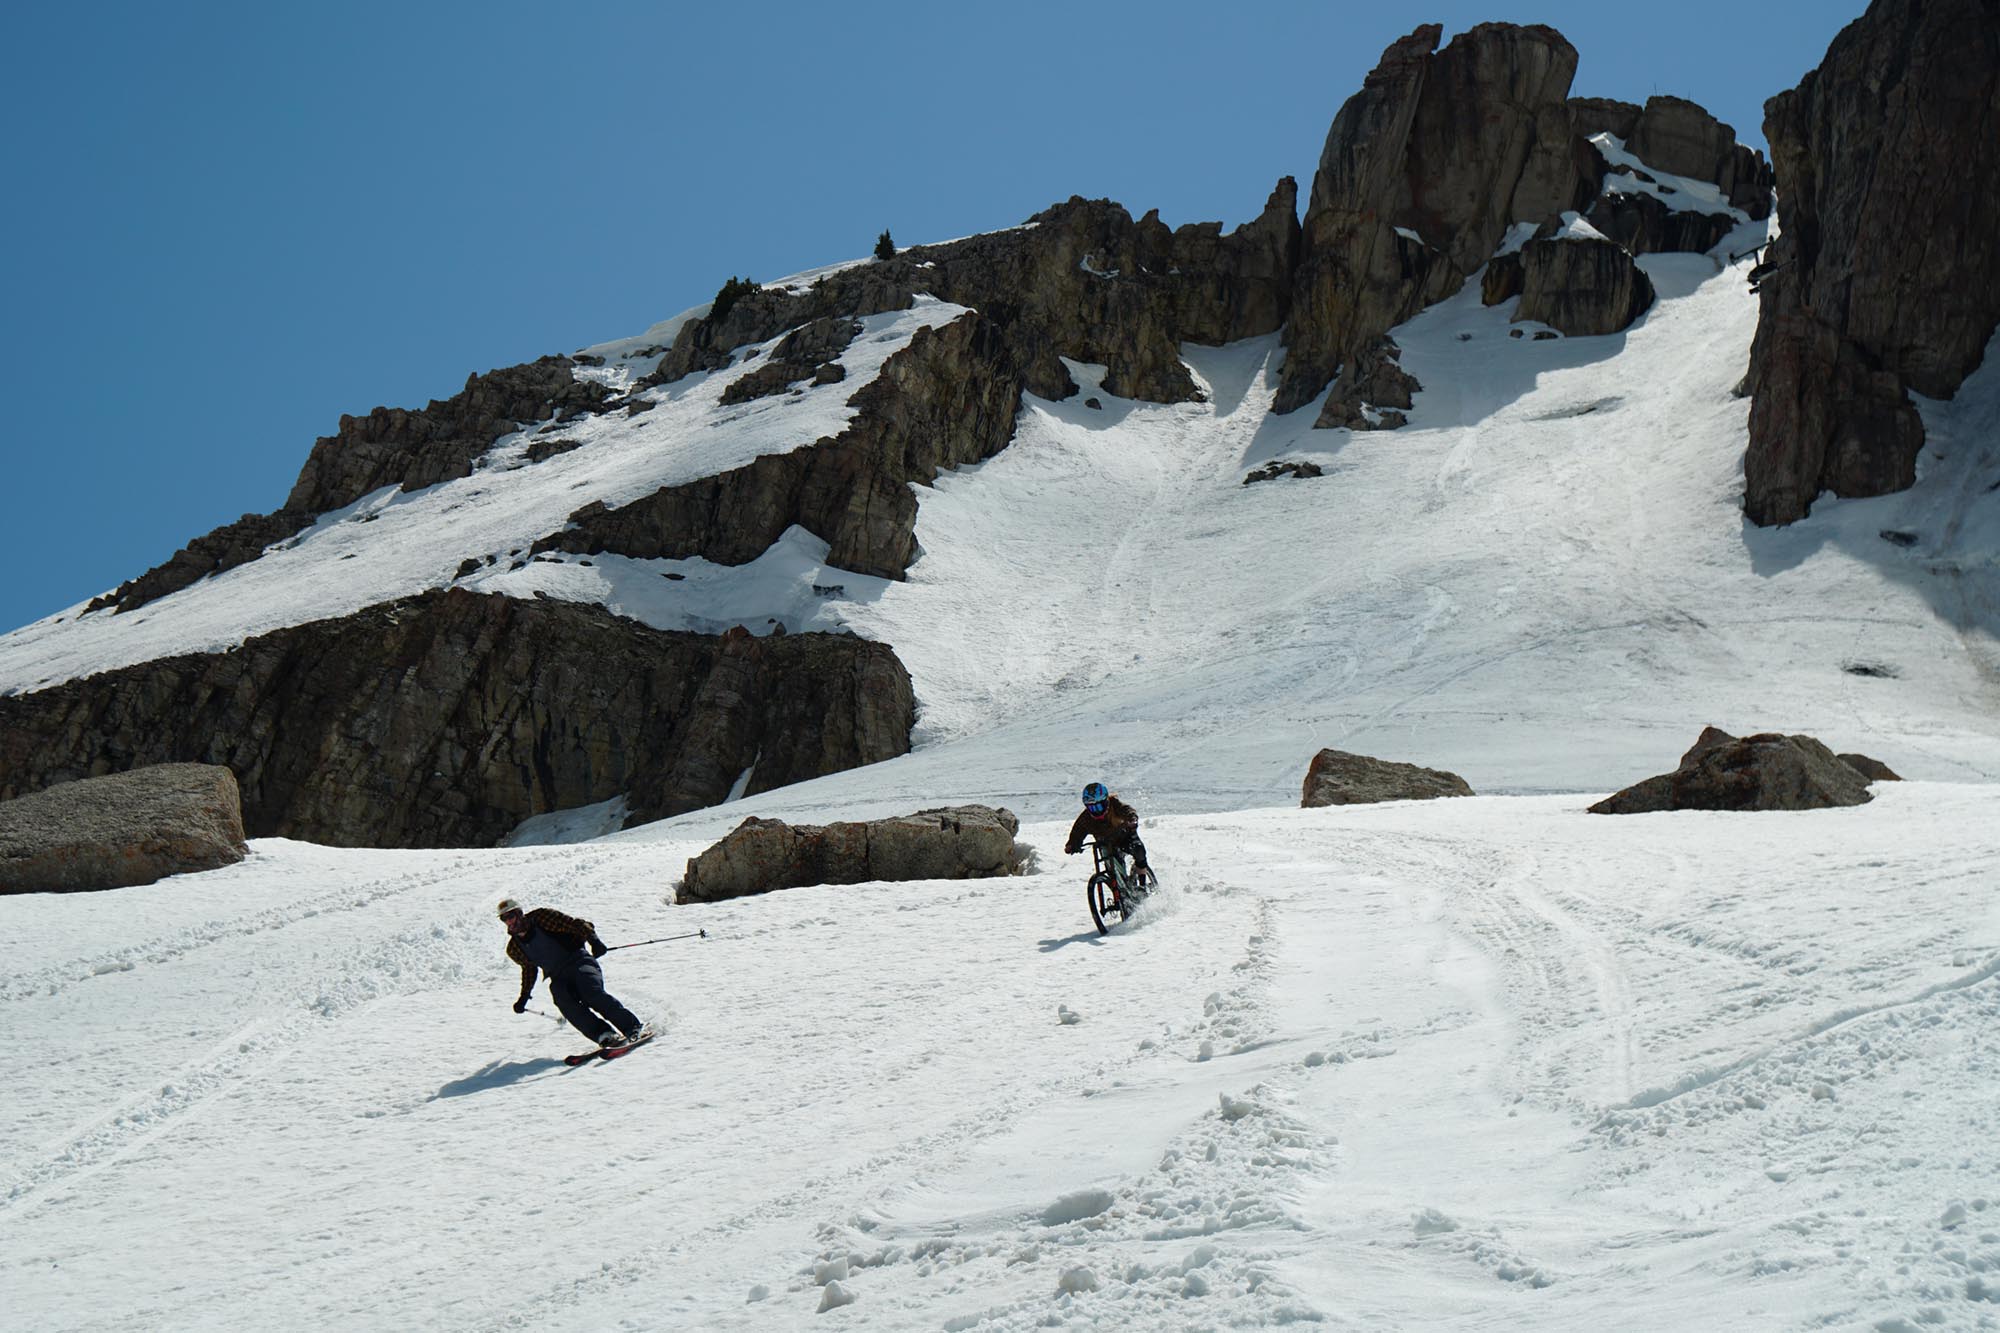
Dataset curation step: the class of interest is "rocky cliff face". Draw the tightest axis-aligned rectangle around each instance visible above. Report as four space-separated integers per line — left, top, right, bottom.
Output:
1742 0 2000 525
1277 23 1598 420
539 312 1023 579
650 186 1300 408
1585 95 1774 220
0 591 912 848
24 20 1810 853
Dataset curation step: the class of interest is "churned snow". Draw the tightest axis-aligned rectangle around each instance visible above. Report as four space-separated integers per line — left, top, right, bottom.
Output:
3 186 2000 1331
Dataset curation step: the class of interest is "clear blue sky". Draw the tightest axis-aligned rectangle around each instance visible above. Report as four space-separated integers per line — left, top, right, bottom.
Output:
0 2 1860 635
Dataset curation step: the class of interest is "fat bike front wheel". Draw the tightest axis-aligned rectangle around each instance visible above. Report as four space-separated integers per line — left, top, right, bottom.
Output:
1088 873 1125 935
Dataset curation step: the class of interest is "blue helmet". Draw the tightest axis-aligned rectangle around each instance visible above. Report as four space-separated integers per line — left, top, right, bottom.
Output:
1081 782 1109 814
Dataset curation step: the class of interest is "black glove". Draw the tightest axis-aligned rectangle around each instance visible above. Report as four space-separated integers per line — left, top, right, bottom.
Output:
512 997 528 1014
588 937 607 958
1064 844 1079 855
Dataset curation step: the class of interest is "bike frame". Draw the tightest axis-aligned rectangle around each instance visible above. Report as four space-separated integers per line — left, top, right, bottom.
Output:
1087 838 1132 893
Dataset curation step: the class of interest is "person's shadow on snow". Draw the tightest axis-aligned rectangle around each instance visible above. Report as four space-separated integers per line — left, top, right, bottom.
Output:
431 1057 569 1099
1037 930 1110 952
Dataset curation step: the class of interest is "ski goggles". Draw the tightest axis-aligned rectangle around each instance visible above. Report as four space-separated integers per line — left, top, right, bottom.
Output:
1085 800 1107 816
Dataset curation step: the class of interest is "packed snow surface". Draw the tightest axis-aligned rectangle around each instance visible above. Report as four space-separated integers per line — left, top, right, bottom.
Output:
5 195 2000 1330
5 793 1997 1331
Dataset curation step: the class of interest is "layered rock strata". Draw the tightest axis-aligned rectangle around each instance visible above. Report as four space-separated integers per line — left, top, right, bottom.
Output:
0 591 913 848
1742 0 2000 525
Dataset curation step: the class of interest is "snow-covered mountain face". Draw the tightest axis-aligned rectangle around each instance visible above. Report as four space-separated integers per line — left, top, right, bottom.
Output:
4 16 1995 849
5 9 2000 1329
4 194 1996 818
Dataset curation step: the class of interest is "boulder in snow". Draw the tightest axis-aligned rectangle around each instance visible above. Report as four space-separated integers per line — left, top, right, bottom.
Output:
1589 728 1872 814
1514 235 1655 336
1837 752 1901 783
0 763 246 893
678 804 1027 903
1304 740 1480 804
1301 750 1473 808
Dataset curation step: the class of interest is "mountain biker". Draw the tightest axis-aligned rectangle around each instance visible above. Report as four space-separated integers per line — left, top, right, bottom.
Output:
1062 782 1151 884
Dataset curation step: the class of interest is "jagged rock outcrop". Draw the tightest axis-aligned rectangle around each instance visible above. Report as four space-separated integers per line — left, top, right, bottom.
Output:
1301 749 1474 807
651 273 917 385
88 357 613 616
1588 728 1874 813
677 805 1026 903
287 356 613 514
1314 339 1423 430
1569 97 1643 142
539 312 1022 579
1624 95 1773 219
1277 23 1599 420
1584 191 1736 256
1571 95 1773 219
84 508 321 617
1515 236 1656 335
650 185 1300 407
717 317 863 406
1 763 246 893
0 591 913 848
1243 460 1324 485
1742 0 2000 526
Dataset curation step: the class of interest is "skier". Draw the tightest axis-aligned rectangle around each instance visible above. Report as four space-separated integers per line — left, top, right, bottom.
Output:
1062 781 1152 884
498 898 647 1048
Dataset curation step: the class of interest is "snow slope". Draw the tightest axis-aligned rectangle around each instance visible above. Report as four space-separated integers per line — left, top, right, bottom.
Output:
4 791 1996 1331
4 176 2000 1329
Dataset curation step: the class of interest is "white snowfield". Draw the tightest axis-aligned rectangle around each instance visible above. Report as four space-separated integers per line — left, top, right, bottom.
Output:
5 182 2000 1329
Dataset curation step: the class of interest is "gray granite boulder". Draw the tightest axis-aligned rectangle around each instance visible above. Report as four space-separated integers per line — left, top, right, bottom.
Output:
678 804 1027 903
1 763 246 893
1837 752 1902 783
1301 750 1474 807
1589 728 1874 814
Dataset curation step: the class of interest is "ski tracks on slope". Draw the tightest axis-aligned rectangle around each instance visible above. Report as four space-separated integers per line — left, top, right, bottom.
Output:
494 878 1330 1331
0 843 633 1216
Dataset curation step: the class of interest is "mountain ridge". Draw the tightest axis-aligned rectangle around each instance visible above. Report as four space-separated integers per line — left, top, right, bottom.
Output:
2 4 1996 850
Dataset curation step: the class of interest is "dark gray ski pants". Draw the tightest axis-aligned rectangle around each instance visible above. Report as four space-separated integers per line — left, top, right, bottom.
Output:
549 962 641 1043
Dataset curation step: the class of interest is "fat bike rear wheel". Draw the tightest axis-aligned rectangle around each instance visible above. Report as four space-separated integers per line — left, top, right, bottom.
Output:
1088 873 1125 935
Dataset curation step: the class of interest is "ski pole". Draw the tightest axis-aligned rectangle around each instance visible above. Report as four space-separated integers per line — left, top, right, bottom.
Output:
603 929 707 952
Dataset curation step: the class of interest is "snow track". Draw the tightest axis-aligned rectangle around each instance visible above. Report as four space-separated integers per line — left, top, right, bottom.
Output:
5 789 1998 1330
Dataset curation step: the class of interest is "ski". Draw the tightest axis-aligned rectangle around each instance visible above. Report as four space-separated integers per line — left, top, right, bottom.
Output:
564 1031 656 1066
600 1034 655 1061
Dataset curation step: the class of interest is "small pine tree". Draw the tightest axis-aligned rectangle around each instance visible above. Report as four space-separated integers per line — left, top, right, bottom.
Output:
874 230 895 261
710 275 759 324
808 276 836 319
